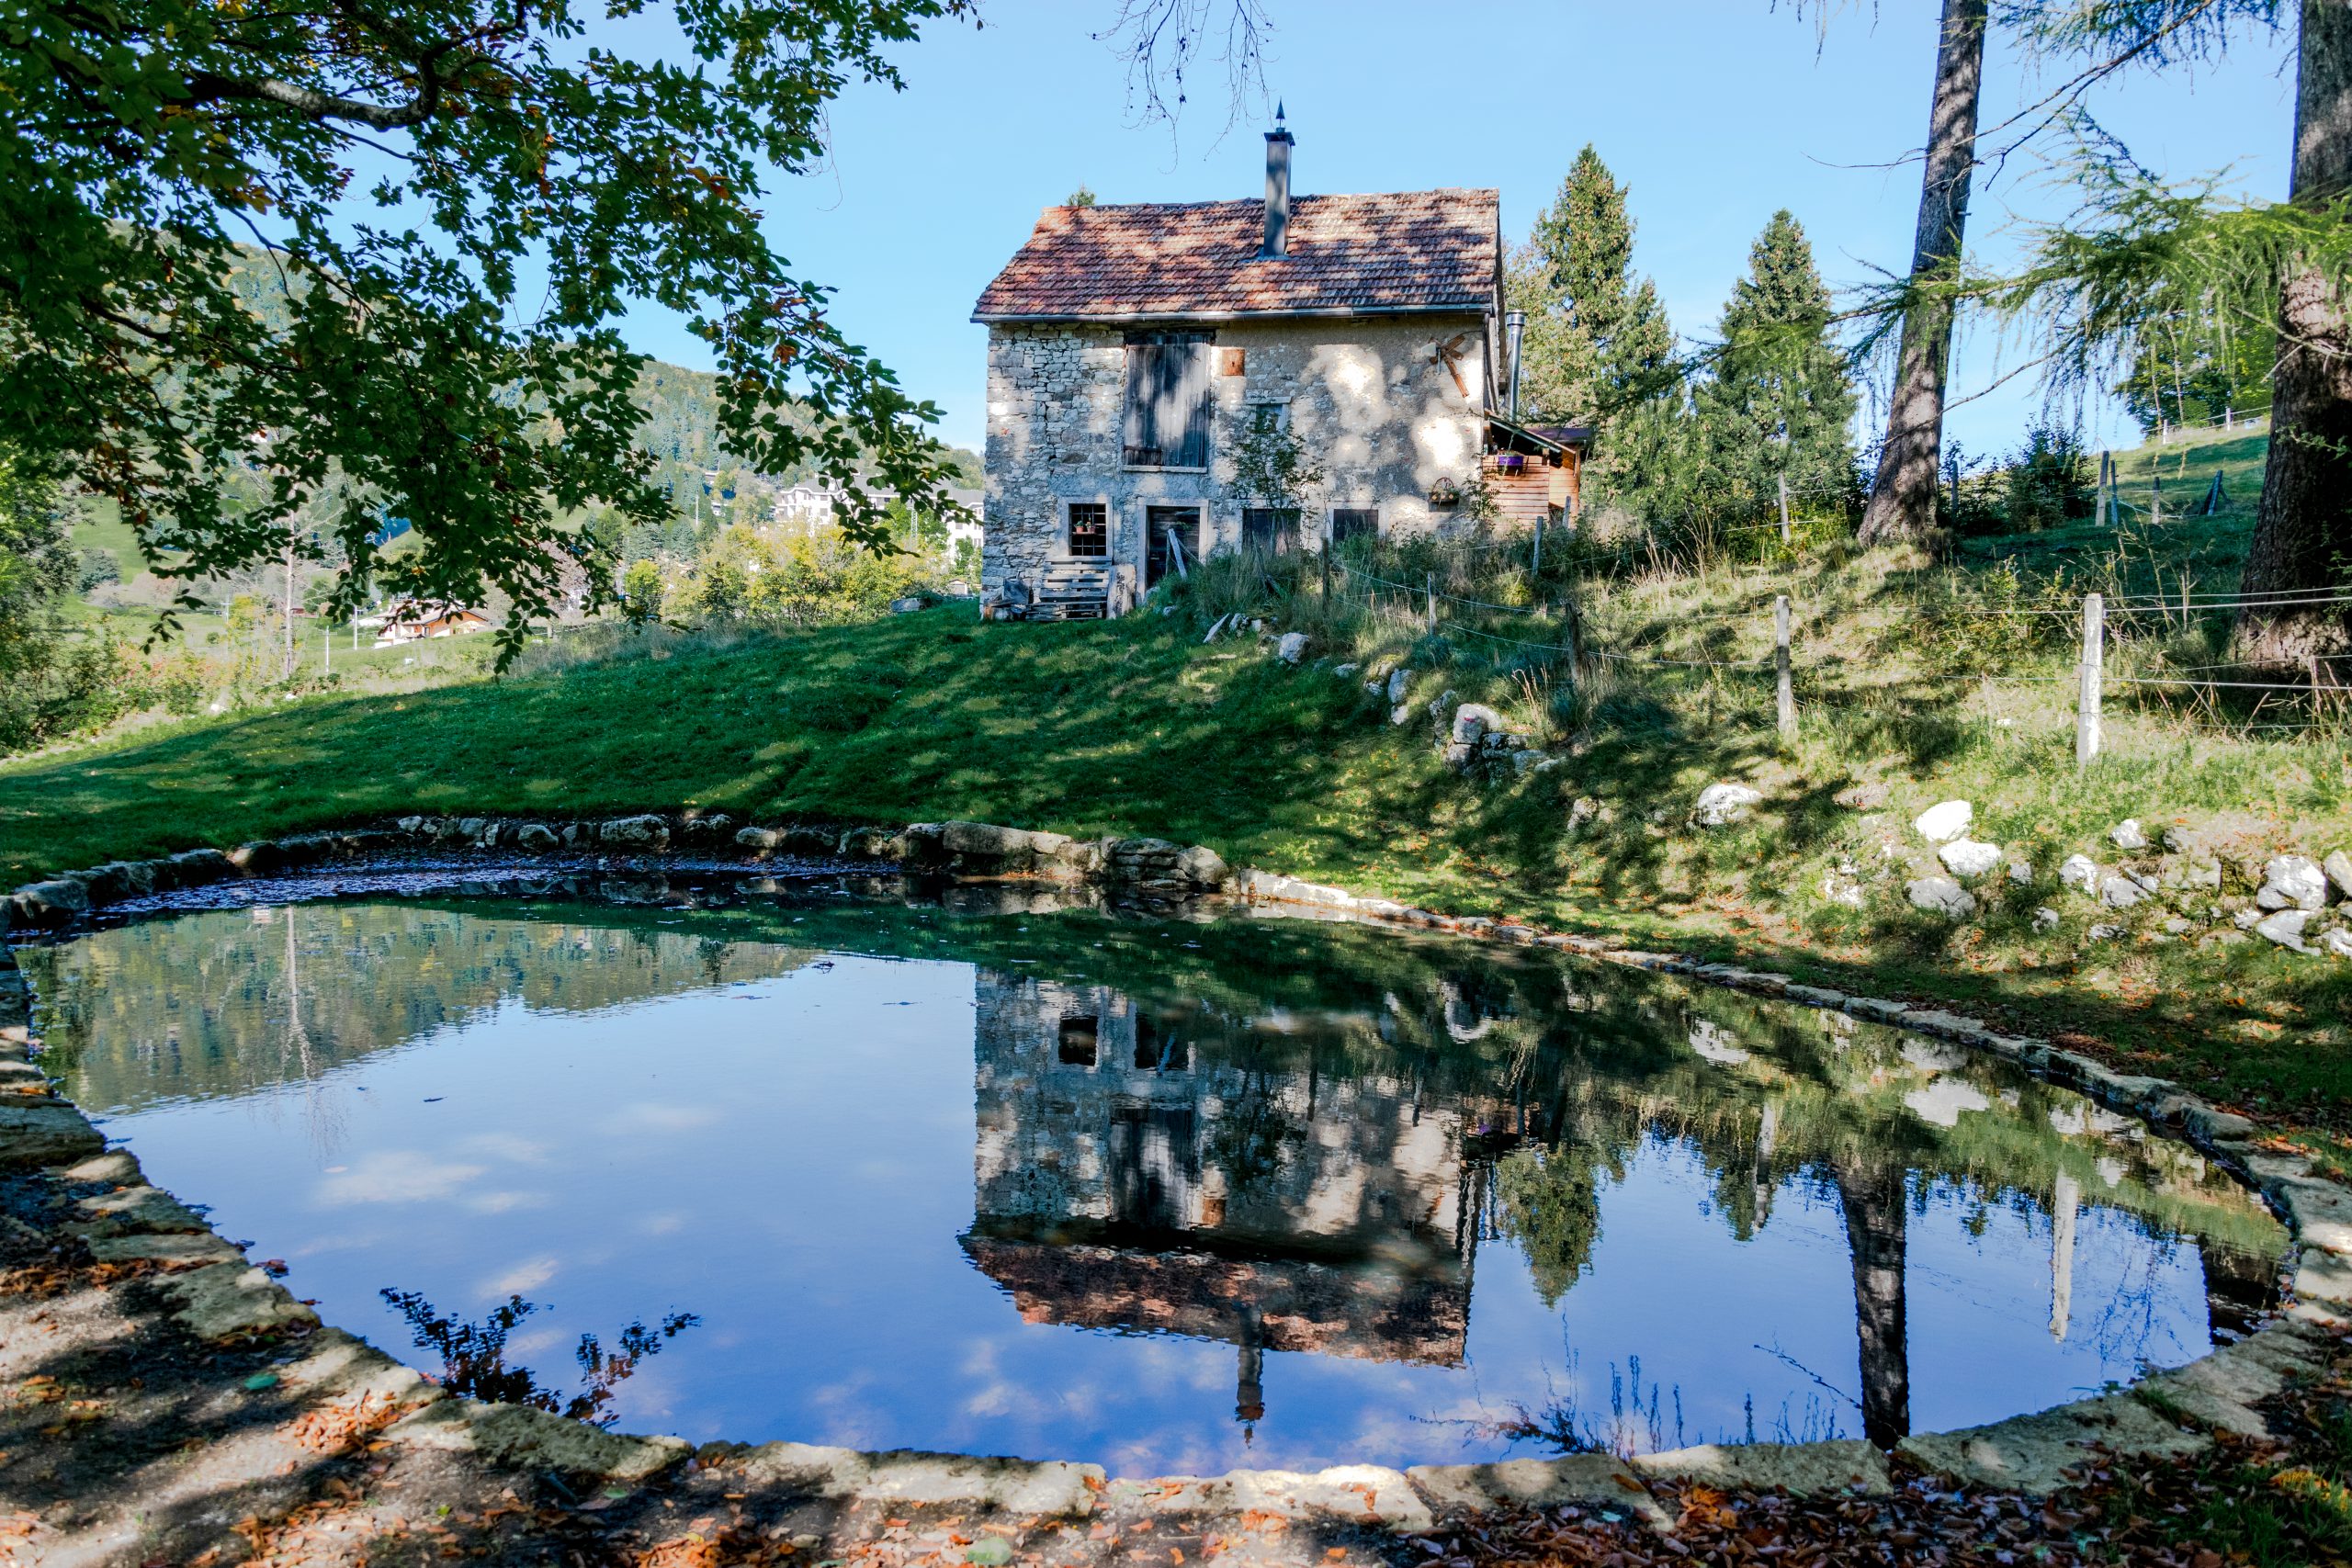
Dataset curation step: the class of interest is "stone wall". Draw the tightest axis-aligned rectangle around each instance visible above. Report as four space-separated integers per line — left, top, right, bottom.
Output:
981 316 1492 603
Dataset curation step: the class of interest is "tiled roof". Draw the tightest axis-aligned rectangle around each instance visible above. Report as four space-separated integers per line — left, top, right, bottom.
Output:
973 189 1499 322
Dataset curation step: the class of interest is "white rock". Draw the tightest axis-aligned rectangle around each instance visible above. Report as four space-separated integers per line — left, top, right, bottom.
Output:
2031 907 2061 931
1820 872 1866 909
2087 922 2124 942
2007 858 2034 886
1937 839 2003 878
1906 876 1976 918
2321 927 2352 958
2058 854 2101 895
1275 632 1309 664
2098 875 2146 909
1389 704 1413 727
2109 818 2149 852
1333 662 1359 677
2328 850 2352 901
1913 800 1973 843
2263 855 2330 911
1693 783 1764 828
1385 668 1411 705
2256 908 2315 952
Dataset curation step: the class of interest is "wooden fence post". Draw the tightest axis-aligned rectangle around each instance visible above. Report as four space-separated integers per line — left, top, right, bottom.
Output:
1424 572 1437 635
1777 475 1791 547
1774 594 1796 740
1319 527 1330 607
2097 451 2114 529
2076 592 2104 768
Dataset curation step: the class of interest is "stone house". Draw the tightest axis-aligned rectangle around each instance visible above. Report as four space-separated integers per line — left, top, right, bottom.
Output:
972 123 1582 620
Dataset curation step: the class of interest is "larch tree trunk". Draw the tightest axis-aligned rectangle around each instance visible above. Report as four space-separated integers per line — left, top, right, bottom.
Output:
1835 1160 1912 1449
1858 0 1989 547
2234 0 2352 662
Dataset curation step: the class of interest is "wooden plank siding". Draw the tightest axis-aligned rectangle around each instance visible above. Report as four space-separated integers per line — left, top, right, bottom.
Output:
1484 456 1555 529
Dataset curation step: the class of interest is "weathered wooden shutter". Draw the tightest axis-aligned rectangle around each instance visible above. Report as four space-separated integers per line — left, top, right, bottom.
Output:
1123 343 1166 466
1125 332 1214 468
1168 344 1212 468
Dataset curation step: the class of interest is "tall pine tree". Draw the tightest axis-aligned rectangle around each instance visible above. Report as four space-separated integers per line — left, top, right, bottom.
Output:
1506 145 1680 502
1695 210 1859 516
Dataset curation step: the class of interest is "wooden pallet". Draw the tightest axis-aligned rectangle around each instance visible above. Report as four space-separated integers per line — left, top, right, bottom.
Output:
1031 564 1112 620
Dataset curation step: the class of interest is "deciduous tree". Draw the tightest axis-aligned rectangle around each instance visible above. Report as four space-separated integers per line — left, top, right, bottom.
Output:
1 0 978 658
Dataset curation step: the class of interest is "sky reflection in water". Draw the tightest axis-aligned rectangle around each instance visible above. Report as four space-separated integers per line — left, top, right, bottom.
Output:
28 888 2287 1475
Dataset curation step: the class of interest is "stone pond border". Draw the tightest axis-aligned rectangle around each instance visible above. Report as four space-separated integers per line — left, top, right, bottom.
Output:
3 810 2348 1532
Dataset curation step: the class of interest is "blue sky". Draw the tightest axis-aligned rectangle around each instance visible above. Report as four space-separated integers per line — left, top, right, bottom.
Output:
616 1 2296 460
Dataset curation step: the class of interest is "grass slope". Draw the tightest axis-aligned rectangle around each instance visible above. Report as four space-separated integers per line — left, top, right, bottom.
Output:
3 577 2348 1142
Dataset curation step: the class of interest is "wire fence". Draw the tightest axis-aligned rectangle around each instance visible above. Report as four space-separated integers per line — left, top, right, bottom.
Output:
1312 552 2352 753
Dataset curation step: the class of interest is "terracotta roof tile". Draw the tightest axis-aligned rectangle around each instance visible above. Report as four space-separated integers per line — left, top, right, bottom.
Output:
973 189 1498 321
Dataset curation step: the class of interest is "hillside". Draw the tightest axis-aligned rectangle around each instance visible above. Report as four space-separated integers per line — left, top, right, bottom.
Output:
6 433 2350 1184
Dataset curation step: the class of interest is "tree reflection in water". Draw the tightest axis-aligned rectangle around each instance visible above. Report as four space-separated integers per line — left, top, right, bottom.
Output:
379 1289 700 1427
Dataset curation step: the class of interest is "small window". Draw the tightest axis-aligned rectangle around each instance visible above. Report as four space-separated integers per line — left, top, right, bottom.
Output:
1241 507 1300 556
1065 502 1107 558
1330 507 1379 544
1057 1015 1099 1066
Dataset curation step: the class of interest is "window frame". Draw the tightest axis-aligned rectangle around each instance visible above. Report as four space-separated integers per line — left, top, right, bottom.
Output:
1328 504 1381 547
1059 498 1112 561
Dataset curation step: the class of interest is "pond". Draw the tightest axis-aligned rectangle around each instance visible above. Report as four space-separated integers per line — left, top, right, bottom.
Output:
23 874 2287 1478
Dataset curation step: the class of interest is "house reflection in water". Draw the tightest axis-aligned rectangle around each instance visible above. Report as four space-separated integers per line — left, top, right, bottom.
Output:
958 975 1482 1437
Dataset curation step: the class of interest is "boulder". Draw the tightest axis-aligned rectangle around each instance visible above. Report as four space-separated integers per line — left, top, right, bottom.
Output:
600 815 670 852
2032 907 2061 931
1692 783 1763 828
1175 844 1230 889
2058 854 2101 895
2098 875 2147 909
2256 908 2315 952
2007 857 2034 886
514 824 560 852
1913 799 1973 843
2328 850 2352 901
1274 632 1308 664
942 821 1036 866
9 878 90 929
840 827 908 862
736 826 784 852
1907 876 1976 919
2110 818 2149 852
1450 703 1504 746
1385 668 1411 705
2261 855 2330 911
1937 839 2003 878
2320 927 2352 958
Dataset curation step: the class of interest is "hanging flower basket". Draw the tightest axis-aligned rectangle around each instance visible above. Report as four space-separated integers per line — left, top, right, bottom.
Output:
1428 478 1462 508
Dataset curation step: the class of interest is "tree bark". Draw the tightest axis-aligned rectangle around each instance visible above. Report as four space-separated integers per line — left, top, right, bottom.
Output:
1835 1160 1911 1449
2234 0 2352 662
1859 0 1988 547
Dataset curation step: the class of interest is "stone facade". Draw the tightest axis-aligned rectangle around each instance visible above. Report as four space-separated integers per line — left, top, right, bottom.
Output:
980 316 1494 604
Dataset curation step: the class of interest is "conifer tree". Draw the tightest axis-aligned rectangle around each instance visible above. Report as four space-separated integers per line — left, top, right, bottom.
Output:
1695 211 1859 515
1505 145 1680 494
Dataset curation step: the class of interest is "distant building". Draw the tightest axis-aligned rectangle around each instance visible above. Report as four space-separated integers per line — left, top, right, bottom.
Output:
969 114 1587 621
358 601 492 648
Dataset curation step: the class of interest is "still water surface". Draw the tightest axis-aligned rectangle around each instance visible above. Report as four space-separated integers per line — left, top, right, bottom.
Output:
27 880 2286 1475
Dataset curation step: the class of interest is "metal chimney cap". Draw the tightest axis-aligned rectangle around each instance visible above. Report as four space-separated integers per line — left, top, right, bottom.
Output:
1504 310 1526 327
